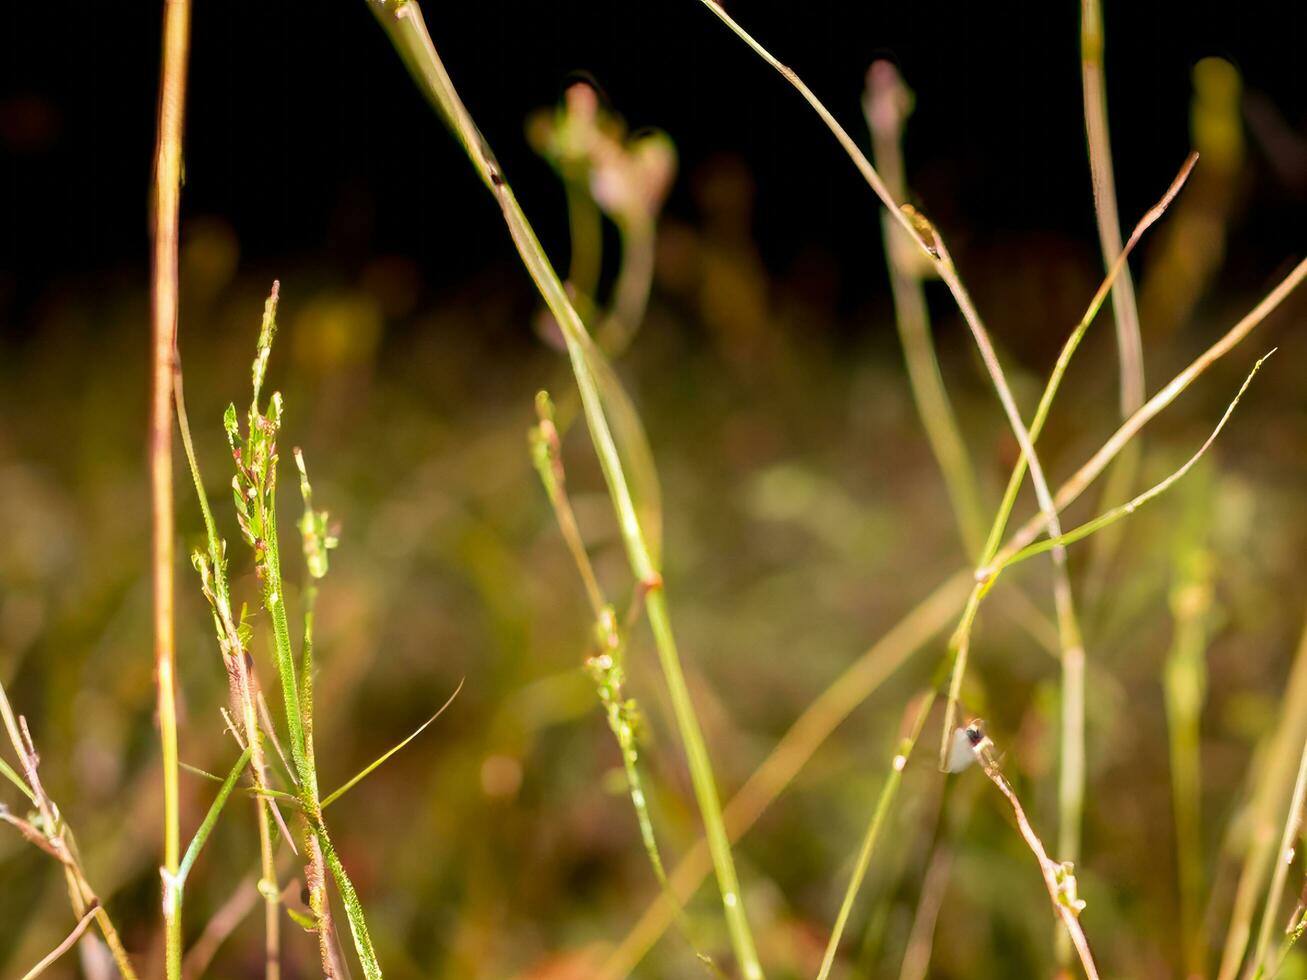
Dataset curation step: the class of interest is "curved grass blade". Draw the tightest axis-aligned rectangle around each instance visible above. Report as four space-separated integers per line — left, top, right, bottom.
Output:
987 350 1274 577
0 756 36 805
321 679 464 810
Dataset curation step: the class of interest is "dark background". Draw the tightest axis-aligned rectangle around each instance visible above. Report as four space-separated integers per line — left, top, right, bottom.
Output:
2 0 1304 339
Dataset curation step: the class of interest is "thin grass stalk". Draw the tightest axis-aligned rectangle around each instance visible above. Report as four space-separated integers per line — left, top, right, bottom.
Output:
897 780 980 980
599 215 658 357
978 154 1197 563
1248 733 1307 978
176 746 253 891
564 173 603 306
149 0 190 974
689 0 1065 548
1265 907 1307 980
319 681 462 812
1218 612 1307 980
897 840 953 980
224 295 381 978
0 756 35 804
292 446 349 979
864 62 986 561
368 4 762 974
19 906 99 980
304 832 344 979
1081 0 1145 418
1165 525 1214 977
816 691 936 979
301 586 338 978
930 241 1091 791
942 158 1196 821
1077 1 1145 777
175 362 282 980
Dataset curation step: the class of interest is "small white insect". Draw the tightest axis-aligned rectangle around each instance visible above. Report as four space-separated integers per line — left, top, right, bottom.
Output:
945 719 995 774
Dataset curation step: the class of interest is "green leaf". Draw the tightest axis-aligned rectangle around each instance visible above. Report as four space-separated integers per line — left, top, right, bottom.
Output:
176 745 252 888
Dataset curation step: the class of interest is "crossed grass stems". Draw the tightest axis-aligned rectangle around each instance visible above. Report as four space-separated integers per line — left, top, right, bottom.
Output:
370 2 1306 979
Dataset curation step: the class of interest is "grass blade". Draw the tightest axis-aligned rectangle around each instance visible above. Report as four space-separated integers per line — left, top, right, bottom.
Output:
177 746 254 888
0 755 35 805
988 351 1274 576
321 679 463 810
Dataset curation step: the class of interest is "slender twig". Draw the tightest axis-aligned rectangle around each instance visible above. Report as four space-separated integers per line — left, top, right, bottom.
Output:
0 683 138 979
965 726 1100 979
369 3 762 974
150 0 190 974
19 905 99 980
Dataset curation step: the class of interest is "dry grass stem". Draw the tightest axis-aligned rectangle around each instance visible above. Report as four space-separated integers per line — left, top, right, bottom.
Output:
149 0 190 973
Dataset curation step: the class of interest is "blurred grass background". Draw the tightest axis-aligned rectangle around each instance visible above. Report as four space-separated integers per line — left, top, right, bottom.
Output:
2 1 1307 976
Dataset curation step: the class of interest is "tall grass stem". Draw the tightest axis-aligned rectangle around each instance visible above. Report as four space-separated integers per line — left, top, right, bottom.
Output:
369 3 763 973
149 0 190 973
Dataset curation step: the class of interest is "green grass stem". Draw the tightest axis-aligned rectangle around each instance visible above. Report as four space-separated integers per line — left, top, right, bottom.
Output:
368 3 763 974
